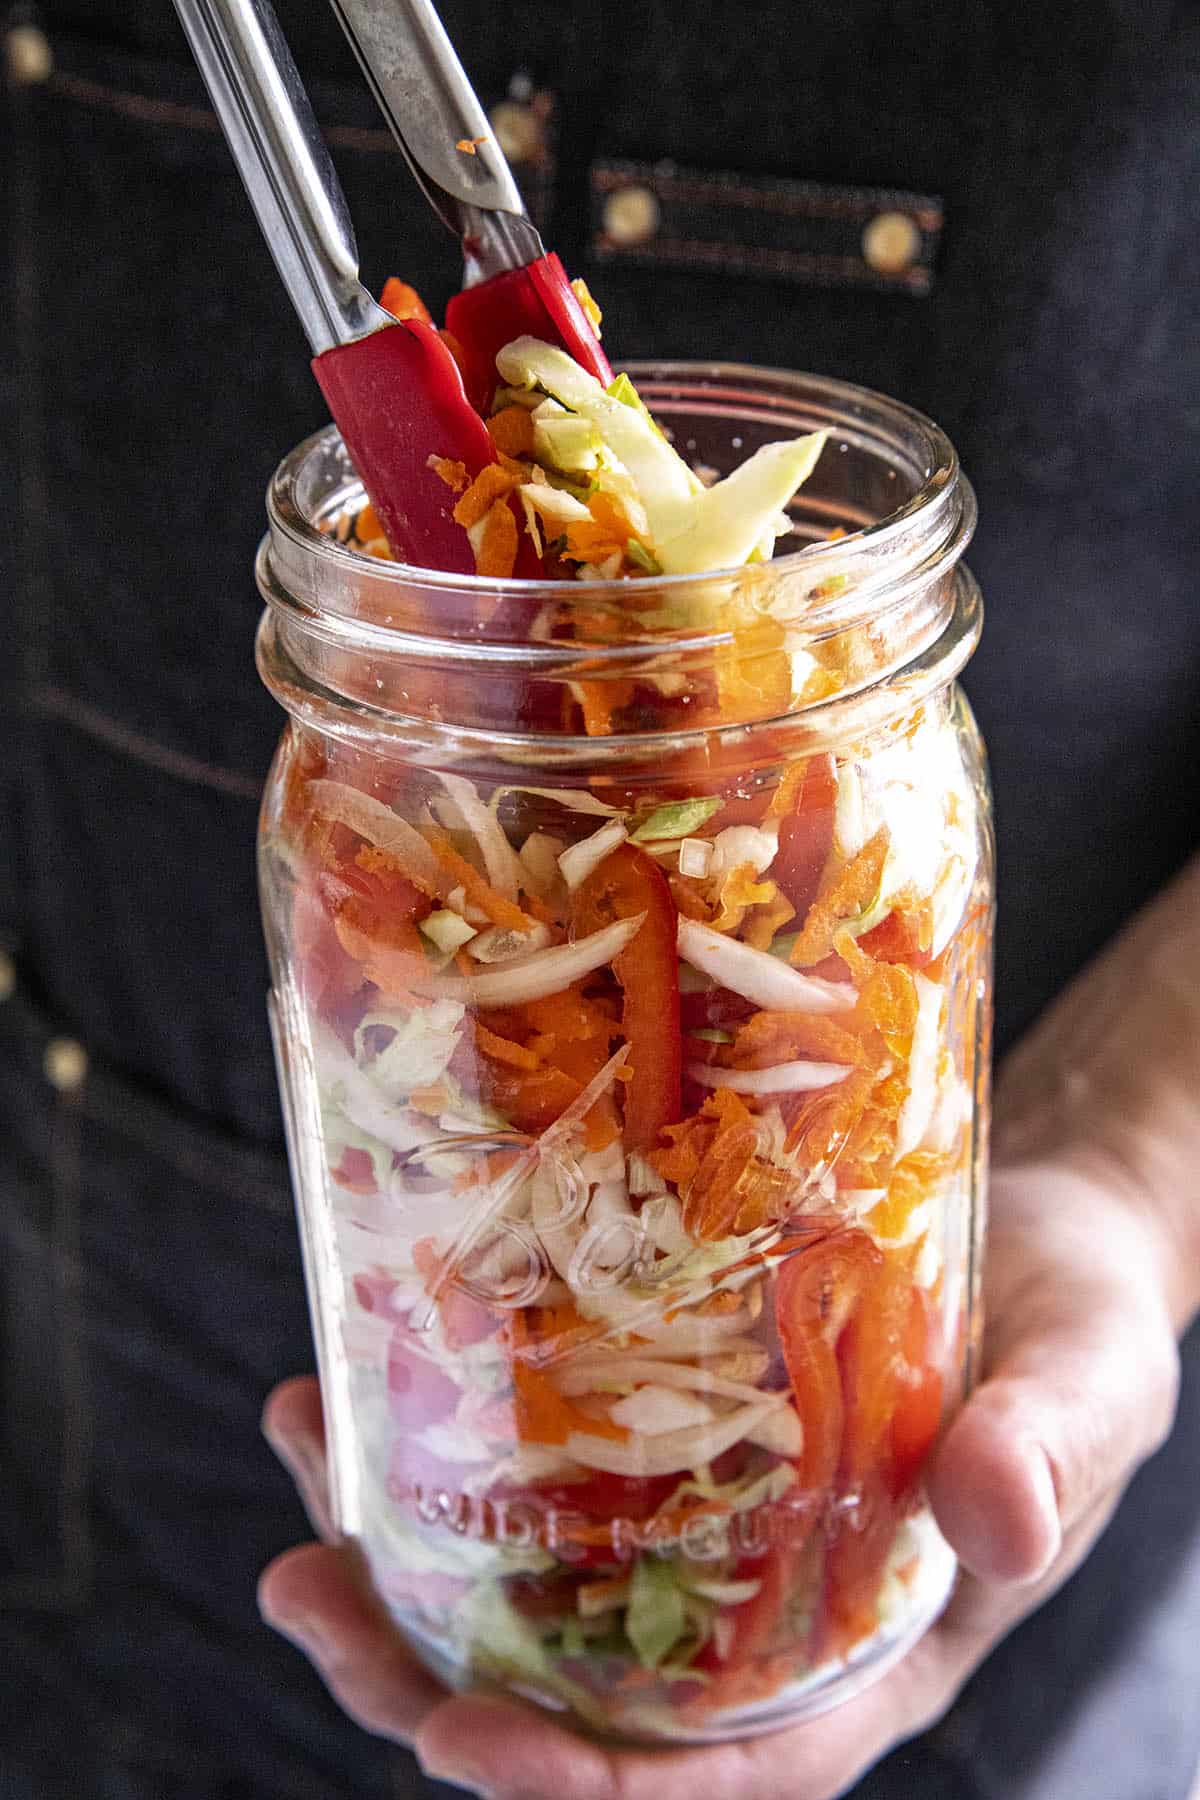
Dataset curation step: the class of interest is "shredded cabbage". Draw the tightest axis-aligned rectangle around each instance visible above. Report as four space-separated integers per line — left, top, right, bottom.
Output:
353 1000 465 1096
626 1557 689 1669
631 797 721 842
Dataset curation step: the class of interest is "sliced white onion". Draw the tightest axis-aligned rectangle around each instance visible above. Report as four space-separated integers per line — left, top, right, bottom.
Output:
628 1153 669 1200
895 971 944 1158
494 786 624 819
682 1576 763 1606
468 922 552 963
687 1059 851 1095
309 780 441 894
678 837 714 878
558 820 628 891
447 914 644 1007
634 1306 755 1356
608 1385 716 1434
677 918 855 1014
745 1405 804 1458
518 831 565 898
436 772 524 901
565 1394 788 1477
556 1356 774 1407
522 481 594 522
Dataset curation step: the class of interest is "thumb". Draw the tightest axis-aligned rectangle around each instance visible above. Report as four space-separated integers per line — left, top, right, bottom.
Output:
927 1167 1180 1585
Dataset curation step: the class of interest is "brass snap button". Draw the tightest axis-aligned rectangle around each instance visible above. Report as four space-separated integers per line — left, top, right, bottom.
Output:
5 23 53 87
488 99 543 164
861 210 921 276
44 1036 89 1092
0 952 14 1002
602 184 661 247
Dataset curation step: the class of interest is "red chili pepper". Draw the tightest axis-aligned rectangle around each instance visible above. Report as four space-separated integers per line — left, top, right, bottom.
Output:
572 843 681 1152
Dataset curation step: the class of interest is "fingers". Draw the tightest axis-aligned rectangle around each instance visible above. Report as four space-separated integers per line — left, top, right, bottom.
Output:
414 1638 948 1800
929 1168 1180 1585
262 1376 334 1541
258 1541 445 1742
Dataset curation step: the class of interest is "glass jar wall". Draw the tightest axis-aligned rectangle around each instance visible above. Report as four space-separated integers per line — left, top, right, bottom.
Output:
255 368 993 1742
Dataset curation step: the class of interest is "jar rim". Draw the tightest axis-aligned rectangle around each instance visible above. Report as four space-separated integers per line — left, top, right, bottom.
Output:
264 362 967 640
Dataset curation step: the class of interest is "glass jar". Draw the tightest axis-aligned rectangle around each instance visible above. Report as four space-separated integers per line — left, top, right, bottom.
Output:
255 366 993 1744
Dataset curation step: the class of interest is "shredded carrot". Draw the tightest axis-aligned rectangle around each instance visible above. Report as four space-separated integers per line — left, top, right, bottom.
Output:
379 277 432 324
486 405 536 458
425 829 533 932
333 905 430 999
765 757 813 821
354 501 383 542
729 1010 865 1069
474 496 519 580
743 888 796 951
508 1312 629 1444
453 464 518 529
427 454 469 494
710 863 776 933
570 277 603 334
474 1022 542 1072
455 135 487 154
789 827 890 967
650 1088 776 1241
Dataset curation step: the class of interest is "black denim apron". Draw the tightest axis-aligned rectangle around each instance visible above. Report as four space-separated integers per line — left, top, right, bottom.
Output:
3 3 1197 1795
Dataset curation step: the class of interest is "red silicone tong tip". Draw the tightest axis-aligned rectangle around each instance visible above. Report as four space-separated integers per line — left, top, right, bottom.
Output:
445 251 613 412
313 317 539 576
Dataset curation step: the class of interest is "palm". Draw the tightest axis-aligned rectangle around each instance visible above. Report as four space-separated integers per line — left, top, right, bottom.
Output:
260 1160 1178 1799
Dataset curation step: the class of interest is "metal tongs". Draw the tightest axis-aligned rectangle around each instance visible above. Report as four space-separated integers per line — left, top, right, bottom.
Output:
172 0 610 570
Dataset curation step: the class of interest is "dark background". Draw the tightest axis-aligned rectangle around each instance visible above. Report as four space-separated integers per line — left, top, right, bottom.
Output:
1 1 1197 1795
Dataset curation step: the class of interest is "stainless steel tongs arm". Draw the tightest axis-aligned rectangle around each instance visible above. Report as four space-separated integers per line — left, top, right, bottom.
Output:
173 0 390 352
325 0 546 284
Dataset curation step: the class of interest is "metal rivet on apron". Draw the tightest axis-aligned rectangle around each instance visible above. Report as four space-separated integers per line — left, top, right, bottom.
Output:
602 185 661 247
0 952 14 1002
44 1036 89 1092
5 24 54 87
488 99 543 164
861 210 921 275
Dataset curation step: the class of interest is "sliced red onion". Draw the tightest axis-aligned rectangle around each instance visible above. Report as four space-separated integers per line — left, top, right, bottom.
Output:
557 819 628 891
677 917 856 1014
686 1059 851 1095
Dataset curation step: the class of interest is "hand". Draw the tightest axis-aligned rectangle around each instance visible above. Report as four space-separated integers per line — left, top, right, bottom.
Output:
258 1157 1181 1800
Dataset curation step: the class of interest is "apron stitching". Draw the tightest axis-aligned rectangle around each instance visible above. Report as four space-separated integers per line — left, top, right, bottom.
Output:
32 682 262 801
80 1087 290 1213
43 68 403 156
0 1086 93 1610
594 233 933 292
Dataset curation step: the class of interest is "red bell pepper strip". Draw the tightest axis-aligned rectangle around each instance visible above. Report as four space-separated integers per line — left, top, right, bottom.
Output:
774 1230 883 1498
572 843 681 1152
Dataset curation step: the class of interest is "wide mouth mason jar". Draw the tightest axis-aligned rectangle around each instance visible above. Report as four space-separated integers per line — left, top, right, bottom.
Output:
255 366 993 1744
